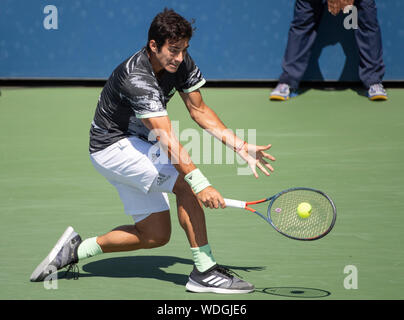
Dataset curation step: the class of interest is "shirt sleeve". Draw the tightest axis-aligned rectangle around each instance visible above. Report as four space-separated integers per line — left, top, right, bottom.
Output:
122 72 168 119
176 53 206 93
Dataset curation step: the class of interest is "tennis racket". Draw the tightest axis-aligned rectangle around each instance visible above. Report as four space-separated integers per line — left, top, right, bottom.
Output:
224 187 336 241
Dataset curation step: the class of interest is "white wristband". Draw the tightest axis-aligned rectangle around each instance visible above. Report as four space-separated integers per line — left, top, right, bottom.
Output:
184 169 211 194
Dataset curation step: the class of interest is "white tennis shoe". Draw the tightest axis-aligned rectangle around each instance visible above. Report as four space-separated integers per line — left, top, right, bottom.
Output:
270 83 296 101
30 226 82 282
368 83 388 101
186 264 254 294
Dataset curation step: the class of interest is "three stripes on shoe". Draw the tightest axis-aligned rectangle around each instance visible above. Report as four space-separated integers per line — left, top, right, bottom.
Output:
202 275 229 286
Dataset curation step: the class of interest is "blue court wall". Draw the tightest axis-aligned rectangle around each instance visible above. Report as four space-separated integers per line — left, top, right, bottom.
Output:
0 0 403 81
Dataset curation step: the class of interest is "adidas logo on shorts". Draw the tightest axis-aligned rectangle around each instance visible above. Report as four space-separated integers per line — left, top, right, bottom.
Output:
156 173 170 186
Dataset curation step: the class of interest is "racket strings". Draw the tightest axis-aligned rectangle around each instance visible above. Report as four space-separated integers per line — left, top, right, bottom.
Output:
269 190 335 239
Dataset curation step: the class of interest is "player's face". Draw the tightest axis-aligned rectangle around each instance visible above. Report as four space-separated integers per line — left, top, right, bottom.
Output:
151 38 189 73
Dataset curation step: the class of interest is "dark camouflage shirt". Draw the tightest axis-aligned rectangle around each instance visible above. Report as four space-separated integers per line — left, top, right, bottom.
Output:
89 47 205 153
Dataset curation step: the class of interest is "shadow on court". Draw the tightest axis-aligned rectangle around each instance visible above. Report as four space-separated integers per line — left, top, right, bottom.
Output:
256 287 331 298
59 255 266 287
298 86 367 98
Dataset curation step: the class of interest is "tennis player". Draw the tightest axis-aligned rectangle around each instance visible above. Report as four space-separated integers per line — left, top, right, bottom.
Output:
30 8 275 294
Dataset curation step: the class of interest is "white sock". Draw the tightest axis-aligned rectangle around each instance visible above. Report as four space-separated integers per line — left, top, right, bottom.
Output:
77 237 103 261
190 244 216 272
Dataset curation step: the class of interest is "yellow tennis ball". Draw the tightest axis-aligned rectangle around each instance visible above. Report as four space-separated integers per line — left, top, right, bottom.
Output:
297 202 312 218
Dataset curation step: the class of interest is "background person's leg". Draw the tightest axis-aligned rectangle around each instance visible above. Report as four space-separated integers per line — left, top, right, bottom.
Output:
279 0 326 89
354 0 385 89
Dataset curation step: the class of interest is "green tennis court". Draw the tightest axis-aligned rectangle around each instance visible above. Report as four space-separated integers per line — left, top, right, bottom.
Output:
1 87 403 300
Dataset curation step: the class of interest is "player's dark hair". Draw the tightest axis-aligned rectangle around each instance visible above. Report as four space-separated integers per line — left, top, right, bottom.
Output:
147 8 195 53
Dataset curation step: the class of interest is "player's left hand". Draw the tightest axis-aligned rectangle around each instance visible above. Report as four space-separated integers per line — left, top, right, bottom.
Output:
237 143 275 178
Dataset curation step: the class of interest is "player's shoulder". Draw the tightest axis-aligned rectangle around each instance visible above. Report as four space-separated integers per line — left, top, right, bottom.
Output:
121 48 154 80
176 52 203 83
178 52 197 72
118 48 158 91
127 48 152 72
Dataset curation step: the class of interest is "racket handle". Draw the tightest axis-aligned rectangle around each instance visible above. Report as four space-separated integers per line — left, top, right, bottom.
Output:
224 198 246 209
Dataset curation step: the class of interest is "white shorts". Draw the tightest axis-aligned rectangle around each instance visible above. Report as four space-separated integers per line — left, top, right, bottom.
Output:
90 136 179 223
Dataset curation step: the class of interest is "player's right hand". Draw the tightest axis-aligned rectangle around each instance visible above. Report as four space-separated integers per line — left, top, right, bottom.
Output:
197 186 226 209
237 143 275 178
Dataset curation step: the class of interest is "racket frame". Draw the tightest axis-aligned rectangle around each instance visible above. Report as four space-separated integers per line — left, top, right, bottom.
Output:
226 187 337 241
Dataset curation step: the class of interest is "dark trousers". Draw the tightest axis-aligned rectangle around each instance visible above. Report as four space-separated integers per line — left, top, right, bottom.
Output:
279 0 385 89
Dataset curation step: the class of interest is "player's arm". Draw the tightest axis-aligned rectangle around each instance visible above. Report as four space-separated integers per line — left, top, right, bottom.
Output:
180 90 276 178
141 115 225 209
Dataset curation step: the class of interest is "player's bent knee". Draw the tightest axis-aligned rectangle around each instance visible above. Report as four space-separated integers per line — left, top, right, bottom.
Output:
136 210 172 249
145 232 171 248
